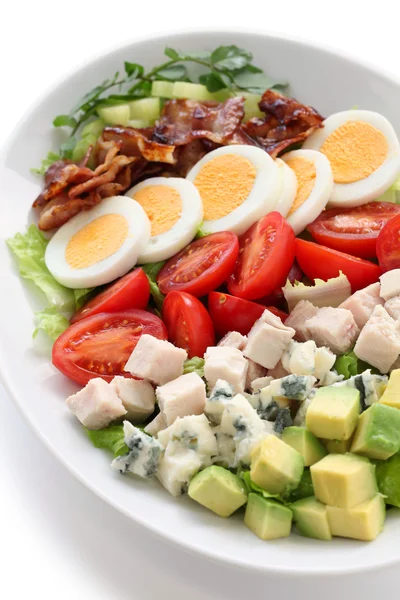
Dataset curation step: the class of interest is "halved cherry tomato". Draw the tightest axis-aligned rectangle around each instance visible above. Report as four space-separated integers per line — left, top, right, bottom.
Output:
377 214 400 272
71 268 150 323
163 291 215 358
227 212 295 300
157 231 239 297
258 260 303 307
52 310 167 385
208 292 288 338
307 202 400 258
295 239 381 292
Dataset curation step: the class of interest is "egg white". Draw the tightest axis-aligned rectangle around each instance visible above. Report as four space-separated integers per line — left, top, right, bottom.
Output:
303 110 400 207
273 158 298 217
186 145 281 235
45 196 151 288
282 149 334 235
125 177 203 263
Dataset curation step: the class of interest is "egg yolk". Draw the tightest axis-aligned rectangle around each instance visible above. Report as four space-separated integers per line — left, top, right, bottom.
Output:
66 214 129 269
194 154 257 220
286 157 316 216
134 185 182 236
320 121 388 184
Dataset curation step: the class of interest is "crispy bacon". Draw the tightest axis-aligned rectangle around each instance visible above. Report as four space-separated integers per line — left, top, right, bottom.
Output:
100 127 176 164
242 89 324 157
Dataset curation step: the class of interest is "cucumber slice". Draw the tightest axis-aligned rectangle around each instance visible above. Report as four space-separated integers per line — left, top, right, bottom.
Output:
71 119 105 163
81 118 104 137
129 98 160 121
172 82 217 102
151 81 175 98
242 93 263 121
127 119 153 128
97 104 130 126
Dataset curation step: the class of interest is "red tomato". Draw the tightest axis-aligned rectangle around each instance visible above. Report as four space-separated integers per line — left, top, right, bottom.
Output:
307 202 400 258
295 239 381 292
52 310 167 385
227 212 295 300
157 232 239 297
377 214 400 271
208 292 288 338
163 291 215 358
71 269 150 323
258 260 303 307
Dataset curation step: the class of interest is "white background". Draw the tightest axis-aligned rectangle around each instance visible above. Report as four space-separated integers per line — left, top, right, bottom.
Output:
2 2 400 598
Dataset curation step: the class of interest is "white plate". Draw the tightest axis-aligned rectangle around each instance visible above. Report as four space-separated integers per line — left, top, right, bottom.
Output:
1 28 400 577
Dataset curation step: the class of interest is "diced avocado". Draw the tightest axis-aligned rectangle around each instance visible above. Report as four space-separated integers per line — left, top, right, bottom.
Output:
322 437 353 454
379 369 400 409
306 386 360 441
376 453 400 507
282 427 327 466
287 469 314 502
326 494 385 541
292 496 332 541
250 436 304 496
244 494 293 540
188 466 247 518
128 98 161 121
97 104 130 126
127 119 152 128
351 403 400 460
310 453 377 508
151 80 175 98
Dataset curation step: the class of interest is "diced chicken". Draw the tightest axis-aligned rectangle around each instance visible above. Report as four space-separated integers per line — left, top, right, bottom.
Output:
218 331 247 350
339 282 384 328
110 376 155 423
267 361 289 379
204 346 248 394
66 378 126 430
246 359 268 391
243 309 295 369
285 300 319 342
282 340 317 376
385 296 400 321
124 334 187 386
304 307 360 355
354 305 400 373
380 269 400 301
156 372 206 426
144 412 167 437
251 376 273 393
314 346 336 380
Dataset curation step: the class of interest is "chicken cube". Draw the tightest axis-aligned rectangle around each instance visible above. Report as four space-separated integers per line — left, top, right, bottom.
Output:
304 307 359 355
204 346 248 394
380 269 400 301
246 359 268 391
354 305 400 373
284 300 319 342
218 331 247 350
66 378 126 430
156 372 206 426
124 334 187 386
267 361 289 379
385 296 400 321
243 309 295 369
110 376 155 423
144 412 167 437
339 283 384 328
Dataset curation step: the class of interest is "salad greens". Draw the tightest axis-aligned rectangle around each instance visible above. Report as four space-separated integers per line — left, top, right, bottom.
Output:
140 261 166 312
33 307 69 340
334 350 378 380
31 151 61 176
85 425 129 458
183 357 205 378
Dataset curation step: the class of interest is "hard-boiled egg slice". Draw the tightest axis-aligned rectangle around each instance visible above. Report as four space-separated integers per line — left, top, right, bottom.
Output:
303 110 400 207
282 149 333 235
125 177 203 263
45 196 150 288
273 158 298 217
186 145 281 235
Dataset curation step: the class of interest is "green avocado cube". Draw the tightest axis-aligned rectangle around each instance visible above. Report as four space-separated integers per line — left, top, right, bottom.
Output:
250 436 304 496
306 387 360 441
351 403 400 460
244 494 293 540
376 453 400 507
282 426 327 466
188 466 248 518
291 496 332 541
322 437 353 454
379 369 400 409
326 494 385 541
310 453 377 508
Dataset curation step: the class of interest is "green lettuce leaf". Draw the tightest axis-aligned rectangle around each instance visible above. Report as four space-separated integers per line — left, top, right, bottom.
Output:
286 469 314 502
7 225 76 312
183 357 205 377
33 307 69 340
74 287 94 311
376 454 400 507
239 470 286 502
195 223 209 239
334 351 378 380
85 425 129 457
31 151 61 175
140 262 166 311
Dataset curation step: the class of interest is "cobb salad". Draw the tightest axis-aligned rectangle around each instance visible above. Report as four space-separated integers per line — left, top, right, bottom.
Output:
8 44 400 544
